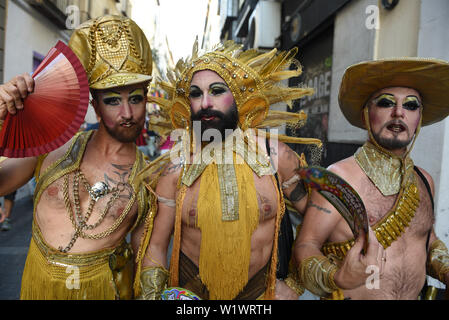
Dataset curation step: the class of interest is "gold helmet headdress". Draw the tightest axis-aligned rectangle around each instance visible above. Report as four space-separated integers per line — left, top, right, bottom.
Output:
68 15 152 89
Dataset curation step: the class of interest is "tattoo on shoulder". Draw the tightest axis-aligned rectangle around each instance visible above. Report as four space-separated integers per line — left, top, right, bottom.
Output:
307 201 331 214
289 180 307 203
162 162 182 176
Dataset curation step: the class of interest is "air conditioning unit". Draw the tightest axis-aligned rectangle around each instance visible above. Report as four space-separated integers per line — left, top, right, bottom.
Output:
248 0 281 49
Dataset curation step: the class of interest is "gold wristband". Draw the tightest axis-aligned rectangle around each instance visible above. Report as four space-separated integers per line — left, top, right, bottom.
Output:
139 266 169 300
427 240 449 283
298 255 340 297
284 273 305 296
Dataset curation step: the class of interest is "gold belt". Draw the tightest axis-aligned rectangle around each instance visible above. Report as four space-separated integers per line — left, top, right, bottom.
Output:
31 222 131 268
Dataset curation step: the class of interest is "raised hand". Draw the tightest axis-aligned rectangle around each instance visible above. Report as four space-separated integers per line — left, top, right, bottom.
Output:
0 73 34 120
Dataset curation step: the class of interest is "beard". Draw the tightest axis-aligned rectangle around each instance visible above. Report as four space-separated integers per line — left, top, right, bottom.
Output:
102 119 144 143
191 103 239 142
371 125 412 151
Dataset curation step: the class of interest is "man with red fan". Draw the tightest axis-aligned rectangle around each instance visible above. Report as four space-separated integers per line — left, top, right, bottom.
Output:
294 58 449 300
0 15 156 300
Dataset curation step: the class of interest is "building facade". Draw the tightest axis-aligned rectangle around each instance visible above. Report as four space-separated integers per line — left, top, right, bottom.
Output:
0 0 132 125
2 0 131 83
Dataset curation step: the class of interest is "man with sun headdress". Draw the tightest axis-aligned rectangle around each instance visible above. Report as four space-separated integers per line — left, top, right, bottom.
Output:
134 41 322 300
0 15 155 299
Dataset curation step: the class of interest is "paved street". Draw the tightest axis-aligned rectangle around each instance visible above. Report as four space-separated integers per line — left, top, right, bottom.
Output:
0 193 33 300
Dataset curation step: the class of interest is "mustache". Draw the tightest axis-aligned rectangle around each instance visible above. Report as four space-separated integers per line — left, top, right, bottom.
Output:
382 120 409 132
191 109 225 121
119 120 137 126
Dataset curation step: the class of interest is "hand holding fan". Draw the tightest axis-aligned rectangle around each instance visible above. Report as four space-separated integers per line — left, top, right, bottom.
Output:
0 41 89 158
297 166 369 253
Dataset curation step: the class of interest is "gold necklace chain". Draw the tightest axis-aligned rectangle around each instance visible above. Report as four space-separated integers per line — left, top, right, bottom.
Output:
59 170 136 253
76 171 124 230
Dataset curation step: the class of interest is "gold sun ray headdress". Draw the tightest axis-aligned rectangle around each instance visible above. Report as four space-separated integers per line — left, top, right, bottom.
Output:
145 39 321 159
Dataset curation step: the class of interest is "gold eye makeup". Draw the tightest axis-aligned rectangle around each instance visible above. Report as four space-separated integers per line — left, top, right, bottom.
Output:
129 88 144 96
372 93 421 111
189 86 202 98
101 89 145 106
402 96 421 111
208 83 229 96
373 94 396 108
102 92 122 106
189 83 230 99
128 88 145 104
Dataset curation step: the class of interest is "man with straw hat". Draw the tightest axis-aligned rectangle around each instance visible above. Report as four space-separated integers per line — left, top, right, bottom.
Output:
0 15 155 299
295 58 449 299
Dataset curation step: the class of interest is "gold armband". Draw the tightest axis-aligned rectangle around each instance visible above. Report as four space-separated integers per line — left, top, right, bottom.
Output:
298 255 340 297
427 240 449 283
139 266 169 300
0 120 4 132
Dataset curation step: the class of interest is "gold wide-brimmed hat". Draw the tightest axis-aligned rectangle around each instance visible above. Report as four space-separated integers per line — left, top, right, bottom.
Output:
68 15 152 90
339 58 449 129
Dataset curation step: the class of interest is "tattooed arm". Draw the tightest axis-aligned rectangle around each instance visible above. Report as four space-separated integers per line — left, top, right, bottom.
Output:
307 201 332 214
293 157 382 295
294 159 354 257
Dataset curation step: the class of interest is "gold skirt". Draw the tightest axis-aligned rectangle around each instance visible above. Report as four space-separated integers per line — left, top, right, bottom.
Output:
20 223 133 300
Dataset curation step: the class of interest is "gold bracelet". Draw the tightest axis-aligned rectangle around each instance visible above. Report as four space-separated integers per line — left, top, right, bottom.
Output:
298 255 340 297
427 240 449 283
139 266 169 300
284 273 305 296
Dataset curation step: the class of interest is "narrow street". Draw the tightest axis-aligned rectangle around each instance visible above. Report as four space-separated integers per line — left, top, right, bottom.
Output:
0 193 33 300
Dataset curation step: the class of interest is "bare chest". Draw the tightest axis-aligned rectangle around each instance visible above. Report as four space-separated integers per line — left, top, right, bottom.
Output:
360 173 434 237
37 166 138 229
179 173 279 229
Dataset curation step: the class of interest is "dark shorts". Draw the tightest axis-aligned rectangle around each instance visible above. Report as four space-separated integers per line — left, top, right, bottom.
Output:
4 191 16 201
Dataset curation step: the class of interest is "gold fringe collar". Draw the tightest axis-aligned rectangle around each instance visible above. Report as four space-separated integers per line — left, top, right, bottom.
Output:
181 129 273 221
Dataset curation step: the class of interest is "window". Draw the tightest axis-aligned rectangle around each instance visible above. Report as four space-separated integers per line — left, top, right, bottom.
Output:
32 51 45 73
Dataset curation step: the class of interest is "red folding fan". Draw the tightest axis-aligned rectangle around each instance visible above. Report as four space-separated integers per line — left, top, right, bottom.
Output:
0 41 89 158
